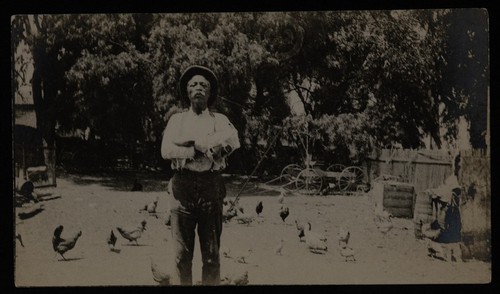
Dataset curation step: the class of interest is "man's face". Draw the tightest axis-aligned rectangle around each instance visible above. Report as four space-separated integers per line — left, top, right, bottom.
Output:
187 75 211 110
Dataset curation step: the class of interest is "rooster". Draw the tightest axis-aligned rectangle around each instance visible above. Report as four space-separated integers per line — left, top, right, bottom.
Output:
52 225 82 260
150 256 172 286
116 220 147 245
279 206 290 222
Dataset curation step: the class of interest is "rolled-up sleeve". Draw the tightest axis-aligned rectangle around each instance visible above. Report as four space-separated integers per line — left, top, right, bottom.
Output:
161 113 195 160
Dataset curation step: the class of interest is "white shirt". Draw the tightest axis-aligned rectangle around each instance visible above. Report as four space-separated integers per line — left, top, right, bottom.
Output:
161 108 240 172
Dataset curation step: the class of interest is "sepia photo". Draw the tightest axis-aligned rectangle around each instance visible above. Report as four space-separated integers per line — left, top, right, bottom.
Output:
12 9 491 286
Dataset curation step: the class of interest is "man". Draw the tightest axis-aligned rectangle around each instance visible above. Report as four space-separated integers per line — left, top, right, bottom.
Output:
161 65 240 285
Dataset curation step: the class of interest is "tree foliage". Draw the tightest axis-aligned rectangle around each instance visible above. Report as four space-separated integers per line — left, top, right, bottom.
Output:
12 10 489 172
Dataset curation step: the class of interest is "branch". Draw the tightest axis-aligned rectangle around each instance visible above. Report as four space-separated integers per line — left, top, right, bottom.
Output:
289 74 313 114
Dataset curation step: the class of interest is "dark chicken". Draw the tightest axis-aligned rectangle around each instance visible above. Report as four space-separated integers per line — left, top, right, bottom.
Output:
279 206 290 222
255 201 263 216
52 225 82 260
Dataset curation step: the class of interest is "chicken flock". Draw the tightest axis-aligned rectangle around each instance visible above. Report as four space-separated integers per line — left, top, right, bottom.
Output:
21 177 452 286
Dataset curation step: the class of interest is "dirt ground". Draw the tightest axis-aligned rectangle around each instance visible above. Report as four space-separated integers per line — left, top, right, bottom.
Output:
14 171 491 287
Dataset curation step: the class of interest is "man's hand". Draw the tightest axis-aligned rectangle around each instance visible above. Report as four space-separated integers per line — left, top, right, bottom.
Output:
206 146 223 161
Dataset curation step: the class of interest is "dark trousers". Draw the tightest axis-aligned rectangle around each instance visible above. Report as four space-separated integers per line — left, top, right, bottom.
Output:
170 171 225 285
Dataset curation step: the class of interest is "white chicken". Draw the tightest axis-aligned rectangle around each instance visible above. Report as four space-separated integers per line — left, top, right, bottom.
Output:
340 246 356 262
234 210 255 225
295 220 305 241
221 270 249 285
337 226 350 246
304 222 328 253
278 188 287 204
150 256 172 286
235 248 253 264
421 221 442 240
146 197 159 215
427 240 448 261
275 239 285 255
373 203 393 237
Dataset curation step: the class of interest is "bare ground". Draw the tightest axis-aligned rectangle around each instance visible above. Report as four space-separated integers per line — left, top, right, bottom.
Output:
14 172 491 286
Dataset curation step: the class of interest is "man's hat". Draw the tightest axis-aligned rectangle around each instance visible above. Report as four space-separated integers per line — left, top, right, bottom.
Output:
179 65 218 107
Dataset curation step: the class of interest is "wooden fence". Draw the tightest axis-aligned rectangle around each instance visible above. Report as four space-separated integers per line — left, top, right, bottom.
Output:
365 148 454 194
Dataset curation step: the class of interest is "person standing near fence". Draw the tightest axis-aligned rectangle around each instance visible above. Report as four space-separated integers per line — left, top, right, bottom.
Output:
161 65 240 285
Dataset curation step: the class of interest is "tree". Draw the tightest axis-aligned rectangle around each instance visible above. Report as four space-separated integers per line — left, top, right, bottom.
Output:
439 8 489 149
12 14 156 147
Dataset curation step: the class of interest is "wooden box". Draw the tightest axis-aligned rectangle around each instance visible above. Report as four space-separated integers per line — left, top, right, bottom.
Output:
372 181 415 218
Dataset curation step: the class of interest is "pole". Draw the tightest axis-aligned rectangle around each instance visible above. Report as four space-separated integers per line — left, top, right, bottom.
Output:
228 120 290 210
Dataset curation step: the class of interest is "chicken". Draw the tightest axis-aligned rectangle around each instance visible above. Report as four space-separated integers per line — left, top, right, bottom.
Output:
374 202 391 219
304 222 328 253
107 230 120 253
373 204 393 237
223 199 243 223
146 199 158 215
116 220 147 245
337 226 350 246
255 201 263 216
427 240 448 261
275 239 285 255
421 221 442 240
235 248 253 264
150 256 172 286
232 270 249 285
340 246 356 262
16 233 24 247
221 270 249 285
279 206 290 222
234 210 255 225
295 220 305 241
278 188 286 204
52 225 82 260
140 198 158 215
221 247 232 258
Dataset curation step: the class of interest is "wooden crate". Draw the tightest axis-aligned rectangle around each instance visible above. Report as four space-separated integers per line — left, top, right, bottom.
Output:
372 181 415 218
